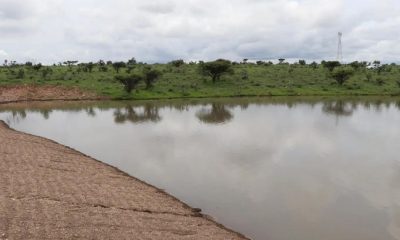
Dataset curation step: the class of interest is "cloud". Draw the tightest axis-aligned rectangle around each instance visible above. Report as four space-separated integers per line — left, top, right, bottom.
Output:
0 50 8 60
0 0 399 63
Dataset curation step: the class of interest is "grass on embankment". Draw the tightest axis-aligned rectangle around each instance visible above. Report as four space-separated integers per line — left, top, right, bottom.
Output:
1 62 400 100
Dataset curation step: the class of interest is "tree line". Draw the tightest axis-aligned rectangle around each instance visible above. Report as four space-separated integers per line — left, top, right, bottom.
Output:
1 57 398 93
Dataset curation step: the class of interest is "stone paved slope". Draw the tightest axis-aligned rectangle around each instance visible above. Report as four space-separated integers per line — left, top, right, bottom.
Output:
0 121 247 240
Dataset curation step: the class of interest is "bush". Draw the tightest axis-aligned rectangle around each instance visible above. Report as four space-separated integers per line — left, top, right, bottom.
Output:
143 68 162 89
331 66 354 85
199 59 233 83
116 74 143 93
322 61 341 72
376 78 385 86
169 59 185 68
17 69 25 79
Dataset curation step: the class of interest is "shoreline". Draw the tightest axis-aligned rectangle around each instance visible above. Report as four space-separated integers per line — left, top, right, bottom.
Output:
0 84 399 106
0 120 248 239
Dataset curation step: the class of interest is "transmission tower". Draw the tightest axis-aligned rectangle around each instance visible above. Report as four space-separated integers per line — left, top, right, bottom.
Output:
337 32 343 62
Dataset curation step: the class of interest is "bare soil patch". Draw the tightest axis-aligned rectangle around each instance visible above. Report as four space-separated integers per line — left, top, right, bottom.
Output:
0 85 105 104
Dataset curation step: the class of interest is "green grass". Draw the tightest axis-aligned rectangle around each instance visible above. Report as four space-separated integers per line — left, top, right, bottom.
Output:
1 62 400 100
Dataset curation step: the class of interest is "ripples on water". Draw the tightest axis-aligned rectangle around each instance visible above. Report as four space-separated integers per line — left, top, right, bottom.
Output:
1 97 400 240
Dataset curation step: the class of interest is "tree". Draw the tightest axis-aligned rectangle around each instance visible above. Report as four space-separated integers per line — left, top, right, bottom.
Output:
64 61 78 70
86 62 95 72
169 59 185 68
373 60 381 68
33 63 42 71
298 60 306 65
331 66 354 85
310 61 318 69
376 78 385 86
17 69 25 79
116 74 143 93
349 61 367 71
278 58 285 64
365 72 373 82
127 57 137 65
199 59 233 83
112 62 126 73
98 60 108 72
41 67 53 79
143 68 162 89
322 61 341 71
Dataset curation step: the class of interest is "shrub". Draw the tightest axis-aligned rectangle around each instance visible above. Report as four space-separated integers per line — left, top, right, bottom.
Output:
199 59 233 83
17 69 25 79
169 59 185 68
322 61 341 72
331 66 354 85
143 68 162 89
376 78 385 86
116 74 143 93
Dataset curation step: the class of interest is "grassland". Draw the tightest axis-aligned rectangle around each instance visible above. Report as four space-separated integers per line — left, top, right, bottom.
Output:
1 61 400 100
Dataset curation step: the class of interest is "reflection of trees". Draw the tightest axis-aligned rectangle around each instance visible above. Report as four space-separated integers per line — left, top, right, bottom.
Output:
0 110 27 125
39 109 52 119
85 107 96 117
114 104 161 124
396 101 400 110
196 103 233 124
11 110 27 119
322 101 355 117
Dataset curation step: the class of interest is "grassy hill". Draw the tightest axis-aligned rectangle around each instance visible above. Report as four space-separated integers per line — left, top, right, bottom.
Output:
1 60 399 100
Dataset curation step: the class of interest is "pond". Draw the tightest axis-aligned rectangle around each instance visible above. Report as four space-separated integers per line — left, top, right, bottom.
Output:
1 97 400 240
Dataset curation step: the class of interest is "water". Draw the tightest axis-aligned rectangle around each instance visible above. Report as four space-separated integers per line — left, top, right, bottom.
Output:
1 97 400 240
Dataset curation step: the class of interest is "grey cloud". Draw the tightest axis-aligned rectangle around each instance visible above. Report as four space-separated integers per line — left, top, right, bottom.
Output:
0 0 399 63
0 0 32 20
139 3 176 14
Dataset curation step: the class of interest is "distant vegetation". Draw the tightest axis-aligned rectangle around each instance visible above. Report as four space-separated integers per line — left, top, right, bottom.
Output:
1 58 400 99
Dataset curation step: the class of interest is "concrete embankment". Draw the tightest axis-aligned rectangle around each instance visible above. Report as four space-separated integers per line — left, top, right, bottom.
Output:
0 121 247 240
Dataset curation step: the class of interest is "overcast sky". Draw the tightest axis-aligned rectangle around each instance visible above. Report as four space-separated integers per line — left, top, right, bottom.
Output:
0 0 399 64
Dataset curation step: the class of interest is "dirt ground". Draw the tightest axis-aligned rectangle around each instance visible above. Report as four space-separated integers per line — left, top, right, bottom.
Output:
0 121 247 239
0 85 103 103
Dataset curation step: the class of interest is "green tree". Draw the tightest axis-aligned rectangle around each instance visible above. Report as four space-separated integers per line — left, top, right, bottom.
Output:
127 57 137 65
112 62 126 73
169 59 185 68
116 74 143 93
331 66 354 85
199 59 233 83
322 61 341 71
17 68 25 79
42 67 53 79
33 63 42 71
86 62 95 72
143 68 162 89
98 60 107 72
373 60 381 68
298 60 306 65
310 61 318 69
